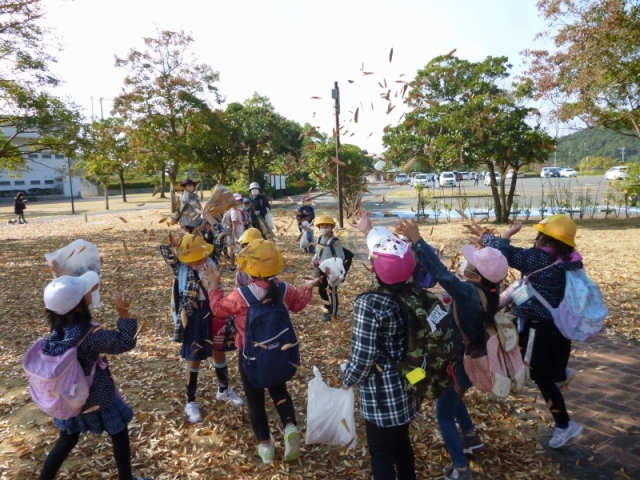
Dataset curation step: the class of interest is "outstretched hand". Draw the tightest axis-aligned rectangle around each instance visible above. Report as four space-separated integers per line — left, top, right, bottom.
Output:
303 278 320 290
463 220 485 237
351 207 373 236
398 219 421 244
502 220 523 239
202 263 222 291
113 292 132 318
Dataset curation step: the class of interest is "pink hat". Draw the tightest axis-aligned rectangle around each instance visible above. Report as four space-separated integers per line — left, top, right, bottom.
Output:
234 193 243 201
370 235 415 284
461 244 508 283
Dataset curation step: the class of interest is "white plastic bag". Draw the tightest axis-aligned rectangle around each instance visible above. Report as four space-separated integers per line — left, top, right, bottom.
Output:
299 221 311 249
264 208 274 229
305 366 356 447
318 257 345 287
44 240 102 310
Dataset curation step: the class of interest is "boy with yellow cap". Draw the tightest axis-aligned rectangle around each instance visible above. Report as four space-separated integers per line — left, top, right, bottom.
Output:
160 233 243 424
310 215 345 321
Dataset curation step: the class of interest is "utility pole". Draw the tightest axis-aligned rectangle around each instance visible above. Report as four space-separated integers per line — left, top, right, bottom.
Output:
619 147 626 163
67 157 75 214
100 97 104 120
332 81 344 228
554 151 557 168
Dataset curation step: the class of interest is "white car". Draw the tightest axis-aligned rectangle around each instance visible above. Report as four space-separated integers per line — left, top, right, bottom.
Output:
459 172 469 180
440 172 457 187
484 172 501 186
559 168 577 178
395 173 408 184
411 173 431 188
605 166 628 180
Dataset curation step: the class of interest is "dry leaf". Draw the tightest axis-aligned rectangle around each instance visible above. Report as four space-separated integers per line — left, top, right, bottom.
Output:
276 399 287 406
118 217 128 223
84 405 100 413
340 418 351 433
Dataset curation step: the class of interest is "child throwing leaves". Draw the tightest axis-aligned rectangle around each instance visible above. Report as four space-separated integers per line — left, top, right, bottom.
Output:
207 239 318 464
160 233 243 424
35 273 149 480
310 215 344 321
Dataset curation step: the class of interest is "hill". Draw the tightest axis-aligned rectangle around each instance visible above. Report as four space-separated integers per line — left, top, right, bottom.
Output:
555 128 640 166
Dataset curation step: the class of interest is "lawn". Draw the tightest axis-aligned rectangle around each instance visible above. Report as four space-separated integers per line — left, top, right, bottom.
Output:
0 212 636 479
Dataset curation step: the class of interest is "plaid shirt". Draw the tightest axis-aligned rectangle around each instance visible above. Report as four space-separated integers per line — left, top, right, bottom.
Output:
159 244 210 343
343 293 422 427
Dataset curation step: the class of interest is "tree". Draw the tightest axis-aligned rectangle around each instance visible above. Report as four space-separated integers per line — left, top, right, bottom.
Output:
306 139 368 219
383 54 554 222
113 28 222 209
78 119 137 204
0 0 84 171
524 0 640 140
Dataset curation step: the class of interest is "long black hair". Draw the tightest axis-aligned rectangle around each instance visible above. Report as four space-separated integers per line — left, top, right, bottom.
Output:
46 298 92 332
263 277 284 303
479 276 501 327
536 232 575 261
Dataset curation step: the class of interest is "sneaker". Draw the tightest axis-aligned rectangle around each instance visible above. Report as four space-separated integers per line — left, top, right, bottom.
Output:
133 477 152 480
216 388 244 408
283 424 301 462
321 313 331 322
549 420 583 448
443 465 474 480
462 430 485 455
184 402 202 423
556 368 576 389
258 442 275 464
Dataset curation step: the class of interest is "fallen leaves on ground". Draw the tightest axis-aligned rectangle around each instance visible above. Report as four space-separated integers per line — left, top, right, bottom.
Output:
2 213 635 478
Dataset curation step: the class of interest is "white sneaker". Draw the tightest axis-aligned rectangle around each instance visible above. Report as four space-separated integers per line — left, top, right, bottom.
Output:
283 424 301 462
216 388 244 408
258 442 275 464
549 420 583 448
184 402 202 423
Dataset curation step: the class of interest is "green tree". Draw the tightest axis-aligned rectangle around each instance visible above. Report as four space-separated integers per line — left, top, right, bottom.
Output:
113 28 222 210
306 140 368 219
79 119 137 204
524 0 640 140
0 0 84 171
383 54 554 222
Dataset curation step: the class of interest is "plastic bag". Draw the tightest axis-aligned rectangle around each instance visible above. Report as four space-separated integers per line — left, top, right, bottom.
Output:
305 366 356 447
264 208 274 229
299 221 311 249
318 258 345 287
44 240 102 310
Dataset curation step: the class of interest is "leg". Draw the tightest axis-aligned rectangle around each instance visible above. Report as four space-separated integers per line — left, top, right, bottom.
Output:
436 384 469 468
364 420 403 480
454 398 475 435
318 275 331 321
329 285 339 317
213 350 228 393
109 427 133 480
238 358 270 443
186 359 201 402
267 383 296 427
393 423 417 480
39 430 80 480
536 381 570 427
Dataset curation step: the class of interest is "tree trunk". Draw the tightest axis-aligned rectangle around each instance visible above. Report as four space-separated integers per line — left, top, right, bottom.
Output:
169 173 177 213
487 164 503 222
118 171 127 202
505 175 519 221
104 180 109 210
160 168 167 199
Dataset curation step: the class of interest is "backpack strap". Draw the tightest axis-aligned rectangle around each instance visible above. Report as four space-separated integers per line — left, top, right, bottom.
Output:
452 286 489 346
238 282 287 306
328 236 339 257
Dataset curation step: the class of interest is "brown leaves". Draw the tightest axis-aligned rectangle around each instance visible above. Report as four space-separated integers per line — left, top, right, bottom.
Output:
118 216 128 223
388 47 394 63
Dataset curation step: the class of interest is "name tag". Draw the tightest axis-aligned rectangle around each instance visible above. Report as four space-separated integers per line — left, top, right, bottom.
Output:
406 367 426 385
511 283 533 305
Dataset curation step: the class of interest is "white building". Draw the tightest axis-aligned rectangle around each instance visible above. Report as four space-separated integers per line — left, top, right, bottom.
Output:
0 126 81 198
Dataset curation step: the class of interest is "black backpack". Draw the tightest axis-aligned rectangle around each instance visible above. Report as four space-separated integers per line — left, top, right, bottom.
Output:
328 237 354 277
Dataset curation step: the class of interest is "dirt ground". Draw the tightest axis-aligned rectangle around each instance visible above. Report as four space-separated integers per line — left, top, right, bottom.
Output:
0 210 637 479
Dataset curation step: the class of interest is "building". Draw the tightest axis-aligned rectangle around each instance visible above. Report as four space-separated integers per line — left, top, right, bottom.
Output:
0 126 81 199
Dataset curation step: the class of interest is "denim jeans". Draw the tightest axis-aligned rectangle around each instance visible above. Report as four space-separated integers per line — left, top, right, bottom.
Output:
435 365 474 468
364 420 416 480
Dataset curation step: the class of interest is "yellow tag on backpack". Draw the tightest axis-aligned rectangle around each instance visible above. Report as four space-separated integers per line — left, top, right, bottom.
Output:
406 367 426 385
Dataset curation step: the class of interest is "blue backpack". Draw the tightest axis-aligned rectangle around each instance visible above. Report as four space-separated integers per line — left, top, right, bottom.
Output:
239 283 300 388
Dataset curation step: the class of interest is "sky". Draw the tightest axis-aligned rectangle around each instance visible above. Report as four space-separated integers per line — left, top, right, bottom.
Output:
41 0 555 154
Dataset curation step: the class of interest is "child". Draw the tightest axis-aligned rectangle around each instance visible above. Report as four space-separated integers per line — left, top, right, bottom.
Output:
473 216 584 449
241 198 253 230
14 191 27 224
207 239 318 464
37 273 149 480
221 194 245 266
342 221 422 480
160 233 243 424
310 215 344 322
235 228 262 288
296 196 315 253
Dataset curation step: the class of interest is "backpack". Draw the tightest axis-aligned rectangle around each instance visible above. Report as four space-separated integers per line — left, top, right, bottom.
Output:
23 324 102 419
239 283 300 388
374 283 458 400
528 268 607 341
413 260 437 289
453 288 526 398
328 237 354 277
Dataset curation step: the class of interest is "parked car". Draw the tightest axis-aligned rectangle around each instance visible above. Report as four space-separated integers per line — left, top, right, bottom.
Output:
459 172 469 180
605 166 629 181
412 173 430 188
410 172 426 187
469 172 478 180
484 172 501 186
480 170 489 179
540 167 561 178
440 171 457 187
506 170 525 179
452 171 463 181
559 168 577 178
395 173 408 184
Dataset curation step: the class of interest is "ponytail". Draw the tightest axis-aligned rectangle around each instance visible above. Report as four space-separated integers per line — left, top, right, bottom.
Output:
263 277 284 303
480 277 501 327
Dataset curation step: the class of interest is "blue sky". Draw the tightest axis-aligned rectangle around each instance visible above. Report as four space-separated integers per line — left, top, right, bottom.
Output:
42 0 554 152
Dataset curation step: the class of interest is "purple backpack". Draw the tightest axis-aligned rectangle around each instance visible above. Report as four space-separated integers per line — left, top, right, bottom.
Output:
23 325 101 419
413 261 436 289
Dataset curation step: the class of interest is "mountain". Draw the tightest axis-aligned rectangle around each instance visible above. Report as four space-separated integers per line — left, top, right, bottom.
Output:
554 128 639 166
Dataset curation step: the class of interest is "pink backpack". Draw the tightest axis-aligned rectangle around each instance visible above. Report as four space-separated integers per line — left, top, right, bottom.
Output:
453 289 526 398
23 325 102 420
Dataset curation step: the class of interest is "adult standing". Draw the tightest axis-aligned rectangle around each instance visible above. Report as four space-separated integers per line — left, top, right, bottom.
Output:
14 192 27 224
473 173 479 187
249 182 274 239
174 178 202 230
473 216 585 448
